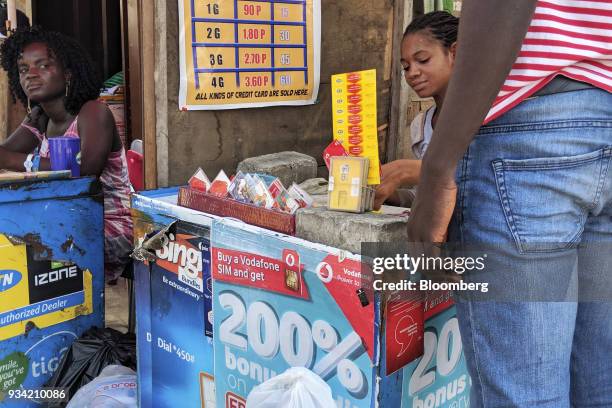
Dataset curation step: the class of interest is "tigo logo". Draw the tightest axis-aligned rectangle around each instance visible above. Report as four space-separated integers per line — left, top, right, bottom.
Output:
0 270 22 292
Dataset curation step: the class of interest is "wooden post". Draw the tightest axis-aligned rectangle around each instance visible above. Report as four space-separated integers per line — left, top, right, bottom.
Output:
140 1 157 189
386 0 411 162
1 0 31 141
6 0 17 30
1 1 17 141
0 54 27 142
0 70 9 142
125 0 157 189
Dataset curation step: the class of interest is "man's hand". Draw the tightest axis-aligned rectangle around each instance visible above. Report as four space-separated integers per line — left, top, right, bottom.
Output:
403 0 537 280
407 169 459 282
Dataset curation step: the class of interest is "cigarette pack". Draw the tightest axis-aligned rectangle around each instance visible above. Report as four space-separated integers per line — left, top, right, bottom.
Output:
269 180 300 214
254 173 278 188
209 170 230 197
246 175 275 209
188 167 211 192
288 183 314 209
228 171 250 203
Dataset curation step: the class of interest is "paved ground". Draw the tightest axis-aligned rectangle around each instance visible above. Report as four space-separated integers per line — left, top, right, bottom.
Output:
105 278 130 332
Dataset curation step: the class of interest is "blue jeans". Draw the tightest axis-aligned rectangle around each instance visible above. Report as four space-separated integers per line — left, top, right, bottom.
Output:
449 89 612 407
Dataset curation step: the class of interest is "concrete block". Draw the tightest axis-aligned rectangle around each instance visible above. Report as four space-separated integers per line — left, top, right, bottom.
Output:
237 152 318 187
299 178 328 196
296 206 409 254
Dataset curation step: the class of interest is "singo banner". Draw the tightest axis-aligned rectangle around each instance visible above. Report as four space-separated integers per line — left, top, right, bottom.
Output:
178 0 321 110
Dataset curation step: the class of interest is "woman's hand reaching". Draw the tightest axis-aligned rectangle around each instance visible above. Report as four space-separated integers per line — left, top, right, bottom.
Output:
374 159 421 210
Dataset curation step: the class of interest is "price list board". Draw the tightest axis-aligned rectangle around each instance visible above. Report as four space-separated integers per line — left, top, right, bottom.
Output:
178 0 321 110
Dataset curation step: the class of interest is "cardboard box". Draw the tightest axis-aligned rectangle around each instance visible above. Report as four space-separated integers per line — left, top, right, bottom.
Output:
401 294 472 407
133 188 472 408
211 218 407 407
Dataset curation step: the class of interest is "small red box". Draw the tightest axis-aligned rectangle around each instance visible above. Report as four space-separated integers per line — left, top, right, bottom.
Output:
178 186 296 235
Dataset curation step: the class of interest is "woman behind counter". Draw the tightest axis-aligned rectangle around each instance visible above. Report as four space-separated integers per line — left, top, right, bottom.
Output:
375 11 458 209
0 27 132 283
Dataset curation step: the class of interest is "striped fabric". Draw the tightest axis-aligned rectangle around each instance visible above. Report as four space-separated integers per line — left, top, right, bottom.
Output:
103 71 124 88
22 117 133 282
486 0 612 123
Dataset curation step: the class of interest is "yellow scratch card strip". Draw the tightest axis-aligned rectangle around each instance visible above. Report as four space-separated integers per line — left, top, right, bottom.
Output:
331 69 380 185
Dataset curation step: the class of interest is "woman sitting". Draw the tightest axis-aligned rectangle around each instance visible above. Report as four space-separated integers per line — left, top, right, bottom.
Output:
375 12 458 209
0 27 132 283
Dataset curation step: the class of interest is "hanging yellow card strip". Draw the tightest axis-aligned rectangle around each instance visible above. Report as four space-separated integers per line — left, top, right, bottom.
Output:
331 69 380 185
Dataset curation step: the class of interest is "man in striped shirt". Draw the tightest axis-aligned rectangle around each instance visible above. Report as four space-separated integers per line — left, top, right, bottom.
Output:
407 0 611 406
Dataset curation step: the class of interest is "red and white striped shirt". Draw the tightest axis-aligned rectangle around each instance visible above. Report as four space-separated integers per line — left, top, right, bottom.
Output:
486 0 612 123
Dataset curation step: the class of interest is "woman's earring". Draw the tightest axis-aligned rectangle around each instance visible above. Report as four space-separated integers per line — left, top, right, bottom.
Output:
65 79 70 97
27 98 32 114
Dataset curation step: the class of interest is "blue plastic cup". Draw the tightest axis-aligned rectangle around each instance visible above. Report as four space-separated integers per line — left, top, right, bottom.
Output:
48 137 81 177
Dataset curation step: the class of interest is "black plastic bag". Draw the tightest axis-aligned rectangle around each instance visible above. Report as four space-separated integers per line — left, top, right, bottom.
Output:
46 327 136 407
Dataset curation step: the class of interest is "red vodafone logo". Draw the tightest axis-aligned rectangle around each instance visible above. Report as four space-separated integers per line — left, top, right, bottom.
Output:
316 261 334 283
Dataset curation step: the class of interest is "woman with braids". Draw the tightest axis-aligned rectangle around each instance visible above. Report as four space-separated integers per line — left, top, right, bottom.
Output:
374 11 458 209
0 27 132 283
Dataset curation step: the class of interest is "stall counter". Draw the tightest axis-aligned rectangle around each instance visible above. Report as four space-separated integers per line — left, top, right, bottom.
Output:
0 176 104 408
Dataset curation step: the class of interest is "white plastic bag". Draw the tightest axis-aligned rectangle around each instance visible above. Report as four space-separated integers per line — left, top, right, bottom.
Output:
246 367 336 408
66 365 137 408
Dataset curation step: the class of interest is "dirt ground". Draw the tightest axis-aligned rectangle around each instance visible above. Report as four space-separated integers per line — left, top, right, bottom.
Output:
104 278 130 332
